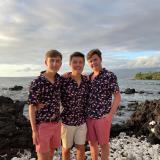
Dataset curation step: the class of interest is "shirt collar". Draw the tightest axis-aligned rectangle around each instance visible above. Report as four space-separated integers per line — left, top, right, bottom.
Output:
89 68 106 80
40 70 60 82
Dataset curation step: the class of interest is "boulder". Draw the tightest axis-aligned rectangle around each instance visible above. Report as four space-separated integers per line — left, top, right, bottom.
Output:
0 96 13 105
0 96 35 159
9 85 23 91
124 88 136 94
127 99 160 142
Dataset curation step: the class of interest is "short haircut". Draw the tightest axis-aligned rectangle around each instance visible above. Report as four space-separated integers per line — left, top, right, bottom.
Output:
87 49 102 60
45 50 62 60
69 52 85 63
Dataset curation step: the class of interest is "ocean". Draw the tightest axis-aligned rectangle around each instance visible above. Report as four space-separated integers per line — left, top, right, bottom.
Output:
0 75 160 159
0 76 160 124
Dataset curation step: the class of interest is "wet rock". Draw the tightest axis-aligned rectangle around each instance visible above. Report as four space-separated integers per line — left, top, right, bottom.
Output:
0 96 35 159
127 102 138 111
9 85 23 91
0 96 13 105
124 88 136 94
139 91 145 94
127 99 160 142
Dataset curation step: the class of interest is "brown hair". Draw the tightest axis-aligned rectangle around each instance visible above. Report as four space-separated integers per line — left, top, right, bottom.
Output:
87 49 102 60
45 50 62 60
69 52 85 63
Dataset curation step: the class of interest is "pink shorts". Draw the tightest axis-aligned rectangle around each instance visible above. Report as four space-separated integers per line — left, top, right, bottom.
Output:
86 116 112 145
36 122 61 153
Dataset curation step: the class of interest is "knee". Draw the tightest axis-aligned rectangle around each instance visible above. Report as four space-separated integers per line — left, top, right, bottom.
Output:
62 148 70 160
100 144 109 151
62 148 70 155
76 144 85 151
37 152 50 160
89 141 98 148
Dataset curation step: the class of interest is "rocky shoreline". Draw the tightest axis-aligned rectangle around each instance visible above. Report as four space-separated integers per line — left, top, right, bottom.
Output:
121 88 160 95
0 96 160 159
0 96 35 160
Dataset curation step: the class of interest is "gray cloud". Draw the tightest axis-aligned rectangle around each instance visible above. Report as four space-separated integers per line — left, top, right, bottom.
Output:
0 0 160 69
118 54 160 69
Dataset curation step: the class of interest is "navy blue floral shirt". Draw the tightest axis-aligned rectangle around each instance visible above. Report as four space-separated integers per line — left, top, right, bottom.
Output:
28 72 62 124
61 75 89 126
87 68 120 119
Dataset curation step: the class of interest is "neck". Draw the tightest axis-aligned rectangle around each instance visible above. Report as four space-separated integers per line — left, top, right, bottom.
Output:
71 72 81 79
45 70 56 78
93 67 103 75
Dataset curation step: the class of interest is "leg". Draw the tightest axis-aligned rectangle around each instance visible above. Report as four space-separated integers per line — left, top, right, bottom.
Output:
37 152 50 160
100 143 109 160
62 147 70 160
86 119 99 160
61 124 75 160
36 123 51 160
49 146 56 160
75 144 85 160
74 124 87 160
94 117 112 160
50 122 61 160
89 141 99 160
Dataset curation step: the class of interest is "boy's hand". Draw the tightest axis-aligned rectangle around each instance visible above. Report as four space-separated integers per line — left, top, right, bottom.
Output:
32 130 39 145
62 72 71 78
103 112 113 122
36 103 45 110
82 72 89 80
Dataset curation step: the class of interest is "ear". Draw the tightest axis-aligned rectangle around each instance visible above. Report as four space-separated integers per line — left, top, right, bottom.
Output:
45 59 47 66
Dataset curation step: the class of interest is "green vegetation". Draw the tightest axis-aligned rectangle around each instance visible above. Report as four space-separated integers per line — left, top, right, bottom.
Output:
134 72 160 80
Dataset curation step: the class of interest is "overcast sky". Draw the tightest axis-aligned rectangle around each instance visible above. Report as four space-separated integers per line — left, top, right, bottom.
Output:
0 0 160 76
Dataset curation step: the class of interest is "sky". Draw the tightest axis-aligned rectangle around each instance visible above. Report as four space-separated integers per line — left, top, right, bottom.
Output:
0 0 160 77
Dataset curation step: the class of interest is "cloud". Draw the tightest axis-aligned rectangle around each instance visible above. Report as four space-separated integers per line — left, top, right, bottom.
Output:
0 0 160 76
113 54 160 69
126 55 160 68
0 64 42 77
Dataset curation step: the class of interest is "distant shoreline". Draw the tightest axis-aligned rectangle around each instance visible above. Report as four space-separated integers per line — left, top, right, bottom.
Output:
134 71 160 80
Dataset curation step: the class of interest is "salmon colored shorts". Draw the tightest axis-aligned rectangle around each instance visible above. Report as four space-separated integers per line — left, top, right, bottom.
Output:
36 122 61 153
86 116 112 145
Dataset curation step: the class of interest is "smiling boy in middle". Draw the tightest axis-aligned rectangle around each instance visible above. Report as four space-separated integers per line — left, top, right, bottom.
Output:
61 52 89 160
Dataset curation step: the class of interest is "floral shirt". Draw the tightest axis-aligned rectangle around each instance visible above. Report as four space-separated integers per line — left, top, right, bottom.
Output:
87 68 120 119
61 75 89 126
28 72 61 124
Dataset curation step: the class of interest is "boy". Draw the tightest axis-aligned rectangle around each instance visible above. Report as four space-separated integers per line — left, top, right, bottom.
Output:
61 52 88 160
28 50 62 160
86 49 121 160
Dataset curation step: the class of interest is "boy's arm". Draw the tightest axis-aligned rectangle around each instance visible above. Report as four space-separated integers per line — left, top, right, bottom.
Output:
110 91 121 114
104 91 121 119
29 104 37 132
104 73 121 119
29 104 39 145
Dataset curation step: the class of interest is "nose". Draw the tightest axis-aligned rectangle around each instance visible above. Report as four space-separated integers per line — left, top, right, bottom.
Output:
52 61 57 66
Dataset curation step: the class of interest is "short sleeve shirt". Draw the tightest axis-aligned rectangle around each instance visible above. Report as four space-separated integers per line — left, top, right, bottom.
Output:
28 72 62 124
61 75 89 126
87 68 120 119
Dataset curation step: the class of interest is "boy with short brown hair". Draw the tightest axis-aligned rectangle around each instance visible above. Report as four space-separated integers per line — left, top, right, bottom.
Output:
28 49 62 160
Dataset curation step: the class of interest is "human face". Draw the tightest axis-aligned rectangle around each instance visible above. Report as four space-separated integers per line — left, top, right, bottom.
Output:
70 57 85 74
45 56 62 73
87 54 102 71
